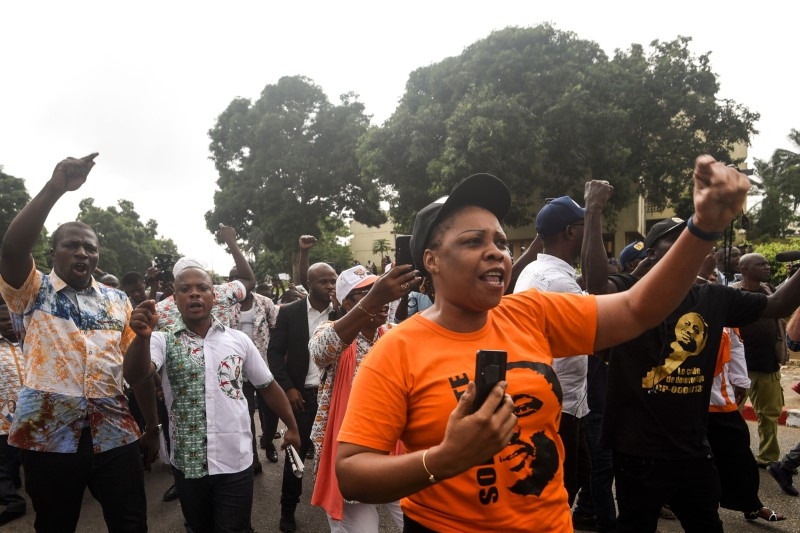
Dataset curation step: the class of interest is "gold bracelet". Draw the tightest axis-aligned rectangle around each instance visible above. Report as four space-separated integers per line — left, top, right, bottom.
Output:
422 449 438 484
355 302 377 319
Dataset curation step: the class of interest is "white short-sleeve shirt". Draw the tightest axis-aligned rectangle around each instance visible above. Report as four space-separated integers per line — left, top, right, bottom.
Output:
151 318 273 477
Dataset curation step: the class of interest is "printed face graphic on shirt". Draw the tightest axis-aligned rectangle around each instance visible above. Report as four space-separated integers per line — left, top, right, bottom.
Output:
497 361 562 498
671 312 707 355
642 312 709 392
218 355 245 399
1 399 17 422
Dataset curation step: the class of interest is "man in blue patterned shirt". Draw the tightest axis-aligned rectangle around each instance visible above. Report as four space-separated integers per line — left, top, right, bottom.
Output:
0 153 159 532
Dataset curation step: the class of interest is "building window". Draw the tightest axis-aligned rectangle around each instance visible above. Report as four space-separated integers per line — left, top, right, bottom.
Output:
644 199 661 213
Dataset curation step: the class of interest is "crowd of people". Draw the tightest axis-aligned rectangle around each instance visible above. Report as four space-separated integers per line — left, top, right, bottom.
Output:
1 151 800 533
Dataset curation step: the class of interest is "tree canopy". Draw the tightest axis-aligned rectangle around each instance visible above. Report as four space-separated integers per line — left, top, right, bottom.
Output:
748 129 800 240
358 24 759 232
206 75 382 274
0 168 30 234
76 198 180 276
0 167 51 268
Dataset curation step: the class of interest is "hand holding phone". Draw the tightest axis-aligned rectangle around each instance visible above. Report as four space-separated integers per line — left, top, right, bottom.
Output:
473 350 507 412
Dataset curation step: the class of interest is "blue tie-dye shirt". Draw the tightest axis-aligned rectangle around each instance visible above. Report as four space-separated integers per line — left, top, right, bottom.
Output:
0 264 139 453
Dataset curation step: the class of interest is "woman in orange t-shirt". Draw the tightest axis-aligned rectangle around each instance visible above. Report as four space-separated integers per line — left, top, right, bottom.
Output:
336 159 750 532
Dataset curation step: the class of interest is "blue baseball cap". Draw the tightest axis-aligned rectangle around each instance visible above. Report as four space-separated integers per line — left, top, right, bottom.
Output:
535 196 585 236
618 241 647 268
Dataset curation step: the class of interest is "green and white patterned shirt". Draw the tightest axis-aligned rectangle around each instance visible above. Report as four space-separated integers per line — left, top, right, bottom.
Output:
152 316 273 478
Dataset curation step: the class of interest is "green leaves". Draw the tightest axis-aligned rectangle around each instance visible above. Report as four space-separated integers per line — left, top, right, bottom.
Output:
0 170 32 238
371 238 391 258
76 198 180 276
206 76 380 276
754 238 800 286
360 25 757 232
0 170 50 268
205 26 761 276
749 132 800 241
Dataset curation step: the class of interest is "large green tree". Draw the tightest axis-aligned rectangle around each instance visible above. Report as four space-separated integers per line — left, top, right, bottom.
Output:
359 25 758 232
0 167 51 268
0 168 29 233
76 198 180 276
747 131 800 240
206 75 382 273
765 129 800 205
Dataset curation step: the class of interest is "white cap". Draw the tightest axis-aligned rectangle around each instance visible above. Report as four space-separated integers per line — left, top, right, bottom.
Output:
172 257 205 278
335 265 378 304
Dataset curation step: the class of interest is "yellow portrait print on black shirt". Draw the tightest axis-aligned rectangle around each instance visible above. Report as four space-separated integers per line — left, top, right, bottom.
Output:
642 312 708 389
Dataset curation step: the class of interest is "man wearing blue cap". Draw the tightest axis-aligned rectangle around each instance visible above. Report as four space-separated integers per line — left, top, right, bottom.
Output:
514 181 614 528
618 241 647 274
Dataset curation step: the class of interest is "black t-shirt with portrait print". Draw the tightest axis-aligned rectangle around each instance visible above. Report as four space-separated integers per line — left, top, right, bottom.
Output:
601 276 768 459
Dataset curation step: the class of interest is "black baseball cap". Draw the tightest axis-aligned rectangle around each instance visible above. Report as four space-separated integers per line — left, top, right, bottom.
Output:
643 217 686 250
410 174 511 273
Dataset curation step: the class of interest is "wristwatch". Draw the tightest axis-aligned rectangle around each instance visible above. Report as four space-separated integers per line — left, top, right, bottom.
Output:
144 424 162 434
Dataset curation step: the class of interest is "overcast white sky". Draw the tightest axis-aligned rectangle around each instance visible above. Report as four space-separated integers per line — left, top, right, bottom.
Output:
1 1 797 274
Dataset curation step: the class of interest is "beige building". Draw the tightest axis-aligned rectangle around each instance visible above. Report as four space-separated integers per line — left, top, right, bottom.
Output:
349 219 397 266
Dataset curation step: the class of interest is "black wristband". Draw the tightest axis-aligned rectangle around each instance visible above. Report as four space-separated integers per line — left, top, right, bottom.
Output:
788 334 800 353
686 215 722 242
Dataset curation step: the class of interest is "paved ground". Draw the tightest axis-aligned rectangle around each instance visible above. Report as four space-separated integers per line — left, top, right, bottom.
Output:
741 354 800 426
5 364 800 532
3 423 400 533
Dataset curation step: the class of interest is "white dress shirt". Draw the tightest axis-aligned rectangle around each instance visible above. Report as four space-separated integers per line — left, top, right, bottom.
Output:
305 298 333 387
514 253 589 418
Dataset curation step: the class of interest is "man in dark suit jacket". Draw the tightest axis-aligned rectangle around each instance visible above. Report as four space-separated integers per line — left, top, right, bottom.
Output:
268 262 337 533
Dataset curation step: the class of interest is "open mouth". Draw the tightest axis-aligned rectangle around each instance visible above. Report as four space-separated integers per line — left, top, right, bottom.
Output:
73 262 88 274
188 301 204 312
479 269 505 286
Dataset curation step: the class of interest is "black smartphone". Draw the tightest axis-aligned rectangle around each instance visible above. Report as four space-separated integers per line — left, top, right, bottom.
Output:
473 350 507 412
395 234 413 267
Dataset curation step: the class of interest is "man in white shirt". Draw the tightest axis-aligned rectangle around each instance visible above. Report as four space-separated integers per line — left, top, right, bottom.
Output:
124 266 300 532
514 189 609 527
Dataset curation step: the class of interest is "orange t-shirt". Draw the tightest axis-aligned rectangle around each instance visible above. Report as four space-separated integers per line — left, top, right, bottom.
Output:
338 289 597 533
